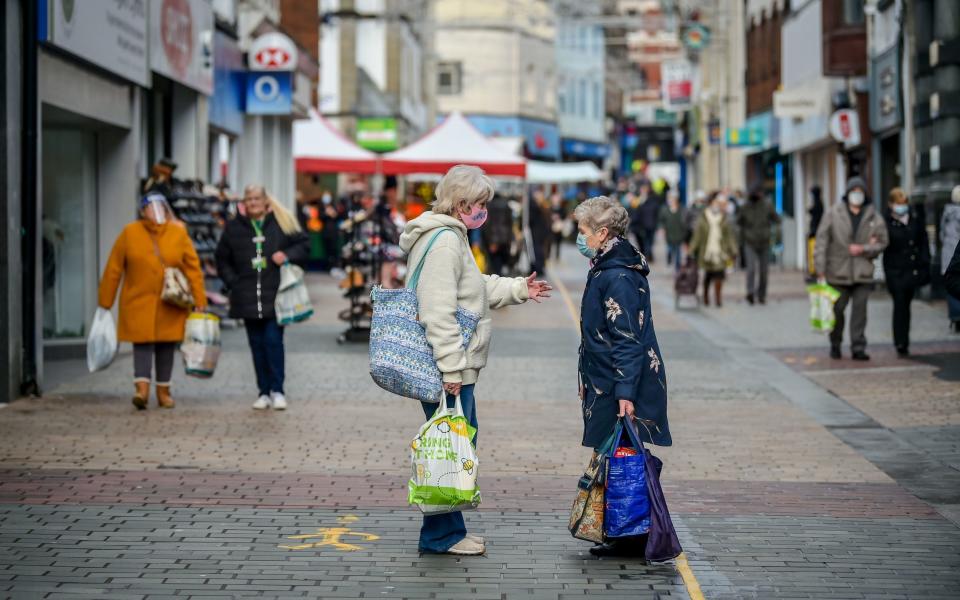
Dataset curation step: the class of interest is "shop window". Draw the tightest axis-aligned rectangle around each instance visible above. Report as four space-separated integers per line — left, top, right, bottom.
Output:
437 62 462 95
42 129 98 339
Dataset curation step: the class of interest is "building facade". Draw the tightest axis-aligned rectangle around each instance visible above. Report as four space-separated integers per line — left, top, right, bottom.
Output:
319 0 433 150
433 0 559 161
555 2 608 165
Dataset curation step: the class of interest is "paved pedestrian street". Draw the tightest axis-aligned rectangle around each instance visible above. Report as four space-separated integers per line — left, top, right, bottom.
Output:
1 252 959 599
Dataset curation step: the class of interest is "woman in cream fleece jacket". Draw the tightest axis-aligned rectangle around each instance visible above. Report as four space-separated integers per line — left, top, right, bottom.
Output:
399 165 552 556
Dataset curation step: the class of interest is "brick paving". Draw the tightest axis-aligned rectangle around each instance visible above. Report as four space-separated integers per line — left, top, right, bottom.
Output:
0 248 958 598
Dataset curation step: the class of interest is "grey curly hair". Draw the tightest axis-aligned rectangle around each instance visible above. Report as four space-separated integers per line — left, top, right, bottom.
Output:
573 196 629 237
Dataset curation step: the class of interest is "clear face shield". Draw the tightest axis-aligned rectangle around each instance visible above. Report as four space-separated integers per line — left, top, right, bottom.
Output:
142 193 172 224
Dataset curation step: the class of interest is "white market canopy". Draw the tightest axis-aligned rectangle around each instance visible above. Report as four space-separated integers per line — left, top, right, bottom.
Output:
381 112 527 177
526 160 605 184
294 110 379 174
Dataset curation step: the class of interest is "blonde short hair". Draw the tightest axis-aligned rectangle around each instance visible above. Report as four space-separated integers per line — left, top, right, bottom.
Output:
433 165 495 215
889 187 907 204
574 196 629 237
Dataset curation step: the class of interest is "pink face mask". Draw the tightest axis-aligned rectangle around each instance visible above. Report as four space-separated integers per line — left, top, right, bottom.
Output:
459 205 488 229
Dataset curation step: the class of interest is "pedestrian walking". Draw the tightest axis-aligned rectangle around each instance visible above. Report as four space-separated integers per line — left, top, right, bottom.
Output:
814 177 889 360
482 194 514 275
399 165 552 556
215 184 309 410
528 189 552 276
633 184 661 262
940 185 960 332
882 188 931 357
689 193 738 307
737 186 781 305
573 196 671 557
657 191 687 270
550 192 567 260
97 193 207 410
807 186 824 278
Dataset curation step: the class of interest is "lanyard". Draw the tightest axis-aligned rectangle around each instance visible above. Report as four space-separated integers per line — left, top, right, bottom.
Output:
251 219 266 271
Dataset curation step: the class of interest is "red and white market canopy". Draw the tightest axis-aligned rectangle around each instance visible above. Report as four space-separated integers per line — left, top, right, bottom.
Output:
381 112 527 177
294 111 379 174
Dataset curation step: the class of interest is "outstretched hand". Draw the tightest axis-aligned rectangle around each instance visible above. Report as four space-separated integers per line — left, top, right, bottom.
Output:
526 272 553 303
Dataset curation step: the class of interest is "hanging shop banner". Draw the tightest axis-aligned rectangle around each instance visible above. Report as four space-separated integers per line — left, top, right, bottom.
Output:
41 0 150 87
356 118 399 151
682 23 711 51
249 32 299 71
828 109 861 147
661 60 695 112
246 71 292 115
150 0 214 95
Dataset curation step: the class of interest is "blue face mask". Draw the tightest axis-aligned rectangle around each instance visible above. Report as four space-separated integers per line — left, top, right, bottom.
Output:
892 204 909 216
577 233 597 259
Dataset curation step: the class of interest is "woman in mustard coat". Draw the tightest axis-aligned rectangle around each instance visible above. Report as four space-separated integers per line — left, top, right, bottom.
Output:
98 193 207 409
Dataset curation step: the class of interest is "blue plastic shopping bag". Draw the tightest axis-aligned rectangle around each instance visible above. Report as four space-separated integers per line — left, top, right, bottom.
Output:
604 419 651 538
603 420 650 538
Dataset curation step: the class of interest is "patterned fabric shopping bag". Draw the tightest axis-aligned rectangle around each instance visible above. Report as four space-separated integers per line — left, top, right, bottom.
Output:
369 228 479 402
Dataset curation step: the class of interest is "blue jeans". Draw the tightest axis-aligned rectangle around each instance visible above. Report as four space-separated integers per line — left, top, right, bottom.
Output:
418 384 477 553
244 318 285 396
667 243 682 271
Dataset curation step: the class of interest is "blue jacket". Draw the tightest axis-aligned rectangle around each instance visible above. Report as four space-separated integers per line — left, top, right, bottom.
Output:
579 238 672 448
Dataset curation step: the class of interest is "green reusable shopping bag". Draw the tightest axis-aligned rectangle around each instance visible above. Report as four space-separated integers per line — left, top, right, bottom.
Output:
807 282 841 333
408 395 481 515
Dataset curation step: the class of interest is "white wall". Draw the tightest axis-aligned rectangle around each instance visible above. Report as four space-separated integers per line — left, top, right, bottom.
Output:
435 29 520 116
319 0 341 113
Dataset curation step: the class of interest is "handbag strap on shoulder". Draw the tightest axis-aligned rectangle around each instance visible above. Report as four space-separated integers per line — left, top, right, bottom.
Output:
406 228 455 290
144 222 167 269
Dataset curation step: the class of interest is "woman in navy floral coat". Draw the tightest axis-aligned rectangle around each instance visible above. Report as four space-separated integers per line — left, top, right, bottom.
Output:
573 196 672 556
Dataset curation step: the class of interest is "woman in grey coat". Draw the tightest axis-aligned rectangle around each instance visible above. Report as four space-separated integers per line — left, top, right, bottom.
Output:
814 177 889 360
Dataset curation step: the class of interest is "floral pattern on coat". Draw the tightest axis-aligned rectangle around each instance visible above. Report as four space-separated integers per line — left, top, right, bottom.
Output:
578 237 671 449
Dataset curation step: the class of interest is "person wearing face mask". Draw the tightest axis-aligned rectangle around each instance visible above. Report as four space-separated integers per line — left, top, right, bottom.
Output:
814 177 889 360
573 196 671 557
940 185 960 332
881 189 931 356
689 193 739 306
216 184 309 411
399 164 552 556
98 193 207 409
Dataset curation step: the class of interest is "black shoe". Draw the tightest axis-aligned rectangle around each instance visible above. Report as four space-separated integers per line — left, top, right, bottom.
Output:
746 294 755 305
896 346 910 357
588 539 647 558
830 346 842 360
852 351 871 361
758 297 766 305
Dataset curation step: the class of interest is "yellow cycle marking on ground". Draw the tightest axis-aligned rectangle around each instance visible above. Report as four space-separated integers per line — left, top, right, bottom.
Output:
552 275 581 333
279 527 380 552
676 553 706 600
337 514 359 524
556 275 708 599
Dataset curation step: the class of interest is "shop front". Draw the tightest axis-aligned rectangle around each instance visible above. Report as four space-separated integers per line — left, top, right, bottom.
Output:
36 0 149 369
560 138 610 166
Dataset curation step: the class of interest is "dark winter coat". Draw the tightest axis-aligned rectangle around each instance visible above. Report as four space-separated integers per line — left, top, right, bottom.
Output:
737 197 781 250
658 205 687 245
578 238 671 449
944 242 960 300
215 213 309 320
882 208 931 290
632 196 661 232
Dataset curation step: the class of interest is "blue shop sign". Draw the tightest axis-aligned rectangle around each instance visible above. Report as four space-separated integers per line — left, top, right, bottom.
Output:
462 114 560 160
209 31 245 135
246 71 292 115
562 138 610 159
